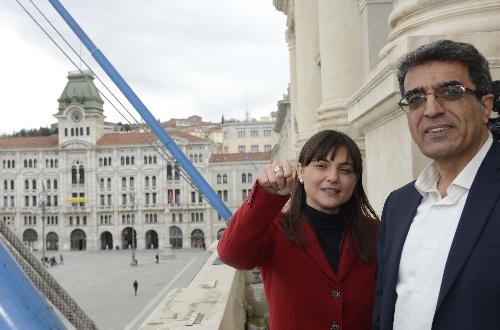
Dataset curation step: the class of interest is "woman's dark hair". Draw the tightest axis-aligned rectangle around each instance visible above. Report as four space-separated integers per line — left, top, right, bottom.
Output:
282 130 379 261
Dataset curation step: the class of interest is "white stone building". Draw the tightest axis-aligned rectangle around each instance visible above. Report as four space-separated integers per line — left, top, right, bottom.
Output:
0 71 272 251
222 119 278 154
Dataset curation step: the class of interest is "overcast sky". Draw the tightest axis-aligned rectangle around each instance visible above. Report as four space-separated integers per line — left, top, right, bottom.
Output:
0 0 289 134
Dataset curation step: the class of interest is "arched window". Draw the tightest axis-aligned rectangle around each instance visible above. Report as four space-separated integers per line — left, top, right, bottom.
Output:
79 166 85 184
47 179 51 190
216 174 221 184
50 159 54 168
29 160 33 168
144 156 148 164
79 127 83 136
121 157 124 165
194 154 198 163
174 165 180 180
107 178 111 189
126 156 130 165
54 179 58 189
241 173 247 183
71 128 74 136
24 179 29 190
75 127 79 136
189 154 193 162
72 166 78 184
223 174 227 184
34 160 37 168
131 156 135 165
122 177 126 189
99 158 103 166
32 179 36 190
108 157 111 166
46 159 49 167
247 173 253 183
129 177 134 188
145 176 149 187
167 164 172 180
103 158 107 166
100 178 104 189
152 176 156 187
55 160 58 168
153 156 157 164
24 160 27 168
65 128 68 136
86 127 90 135
199 154 203 162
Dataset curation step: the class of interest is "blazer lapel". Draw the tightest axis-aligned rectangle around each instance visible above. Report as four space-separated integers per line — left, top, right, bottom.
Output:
300 221 339 283
436 143 500 310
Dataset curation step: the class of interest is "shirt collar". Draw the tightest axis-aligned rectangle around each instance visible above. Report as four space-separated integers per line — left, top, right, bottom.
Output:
415 133 493 197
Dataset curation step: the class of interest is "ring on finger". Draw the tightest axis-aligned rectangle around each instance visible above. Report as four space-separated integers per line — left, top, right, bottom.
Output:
273 166 283 174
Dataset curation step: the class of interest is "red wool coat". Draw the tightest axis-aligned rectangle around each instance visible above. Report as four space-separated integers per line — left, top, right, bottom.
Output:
218 182 378 330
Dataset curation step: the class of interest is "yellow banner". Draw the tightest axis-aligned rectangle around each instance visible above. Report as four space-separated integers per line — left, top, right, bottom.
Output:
68 197 86 203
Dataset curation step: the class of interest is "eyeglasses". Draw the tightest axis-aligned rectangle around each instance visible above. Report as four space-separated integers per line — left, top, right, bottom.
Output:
399 83 482 113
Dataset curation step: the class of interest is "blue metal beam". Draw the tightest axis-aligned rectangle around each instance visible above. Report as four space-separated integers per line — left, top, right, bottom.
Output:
0 240 66 329
48 0 232 221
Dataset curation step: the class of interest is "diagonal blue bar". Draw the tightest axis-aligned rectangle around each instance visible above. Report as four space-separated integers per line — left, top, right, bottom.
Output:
0 240 66 329
48 0 232 221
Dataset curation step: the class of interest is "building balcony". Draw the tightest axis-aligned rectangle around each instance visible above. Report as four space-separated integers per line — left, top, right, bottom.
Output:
97 205 114 212
166 203 186 210
142 204 163 211
186 202 208 209
64 206 88 213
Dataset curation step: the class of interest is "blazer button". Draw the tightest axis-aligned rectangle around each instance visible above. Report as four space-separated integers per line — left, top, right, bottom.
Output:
330 322 339 330
330 290 341 299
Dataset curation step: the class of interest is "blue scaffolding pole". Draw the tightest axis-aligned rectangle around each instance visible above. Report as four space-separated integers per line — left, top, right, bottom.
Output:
0 240 66 329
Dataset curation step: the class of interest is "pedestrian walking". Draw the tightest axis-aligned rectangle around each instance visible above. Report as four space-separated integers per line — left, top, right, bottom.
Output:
133 280 138 296
155 254 159 264
59 254 64 265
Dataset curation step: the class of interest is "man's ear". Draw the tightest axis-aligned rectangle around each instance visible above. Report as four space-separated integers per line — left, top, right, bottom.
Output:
481 93 494 124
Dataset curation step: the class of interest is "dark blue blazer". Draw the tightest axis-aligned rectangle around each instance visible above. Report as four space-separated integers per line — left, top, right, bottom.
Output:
373 141 500 330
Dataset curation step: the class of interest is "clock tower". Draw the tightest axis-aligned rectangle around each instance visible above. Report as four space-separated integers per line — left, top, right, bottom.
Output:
54 70 105 147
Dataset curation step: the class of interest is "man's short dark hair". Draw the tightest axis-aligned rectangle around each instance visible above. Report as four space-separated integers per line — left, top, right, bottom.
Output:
397 39 492 97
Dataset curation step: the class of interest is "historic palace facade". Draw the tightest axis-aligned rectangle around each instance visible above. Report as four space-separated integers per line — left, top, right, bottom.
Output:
0 71 273 251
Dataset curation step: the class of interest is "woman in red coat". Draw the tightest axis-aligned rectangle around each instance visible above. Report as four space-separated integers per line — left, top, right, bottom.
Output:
218 130 379 330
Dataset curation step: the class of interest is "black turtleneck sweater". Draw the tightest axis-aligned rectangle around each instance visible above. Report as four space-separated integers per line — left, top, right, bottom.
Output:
303 204 345 272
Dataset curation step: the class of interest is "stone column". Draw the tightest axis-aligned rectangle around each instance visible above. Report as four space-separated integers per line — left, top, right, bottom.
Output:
316 0 364 146
294 0 322 147
286 27 299 157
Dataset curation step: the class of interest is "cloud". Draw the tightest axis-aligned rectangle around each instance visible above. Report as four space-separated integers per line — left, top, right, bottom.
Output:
0 0 289 133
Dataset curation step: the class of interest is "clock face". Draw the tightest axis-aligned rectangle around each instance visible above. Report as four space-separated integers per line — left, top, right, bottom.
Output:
70 109 83 122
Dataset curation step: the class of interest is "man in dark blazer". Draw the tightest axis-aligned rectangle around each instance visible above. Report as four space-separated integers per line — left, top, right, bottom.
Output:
373 39 499 329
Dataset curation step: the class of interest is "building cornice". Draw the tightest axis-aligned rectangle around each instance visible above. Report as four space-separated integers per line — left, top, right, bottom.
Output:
357 0 393 13
346 64 403 133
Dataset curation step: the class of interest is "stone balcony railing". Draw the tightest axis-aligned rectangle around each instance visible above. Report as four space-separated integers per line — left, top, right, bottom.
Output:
140 241 269 329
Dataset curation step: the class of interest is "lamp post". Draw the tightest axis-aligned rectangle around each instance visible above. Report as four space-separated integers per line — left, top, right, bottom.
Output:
39 183 46 265
130 192 137 266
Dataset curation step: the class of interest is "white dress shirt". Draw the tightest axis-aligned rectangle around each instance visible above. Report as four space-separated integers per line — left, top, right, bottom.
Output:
393 135 493 330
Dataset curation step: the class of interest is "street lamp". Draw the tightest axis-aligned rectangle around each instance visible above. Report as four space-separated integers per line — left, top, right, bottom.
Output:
130 192 137 266
39 182 46 265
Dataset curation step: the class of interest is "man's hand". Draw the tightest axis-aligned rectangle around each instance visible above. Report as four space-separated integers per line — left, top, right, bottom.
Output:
258 160 294 196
